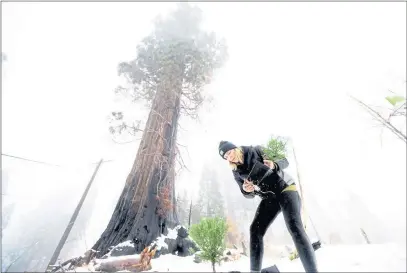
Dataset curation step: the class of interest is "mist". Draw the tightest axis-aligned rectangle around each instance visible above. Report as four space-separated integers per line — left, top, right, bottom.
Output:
2 2 406 271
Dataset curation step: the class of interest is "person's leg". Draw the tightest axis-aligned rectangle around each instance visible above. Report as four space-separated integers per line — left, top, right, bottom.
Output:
250 196 281 272
279 190 318 272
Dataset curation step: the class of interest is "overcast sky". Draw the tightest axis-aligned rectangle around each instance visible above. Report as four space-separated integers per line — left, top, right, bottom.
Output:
2 2 406 256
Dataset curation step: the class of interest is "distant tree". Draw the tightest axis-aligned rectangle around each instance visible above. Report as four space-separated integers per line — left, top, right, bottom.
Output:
194 165 225 221
190 199 203 226
176 190 190 227
225 217 241 248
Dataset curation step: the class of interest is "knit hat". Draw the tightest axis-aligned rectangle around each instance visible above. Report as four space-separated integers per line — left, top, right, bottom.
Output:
218 141 237 159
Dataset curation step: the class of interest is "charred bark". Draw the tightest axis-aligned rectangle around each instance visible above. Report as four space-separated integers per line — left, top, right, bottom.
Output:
92 73 182 257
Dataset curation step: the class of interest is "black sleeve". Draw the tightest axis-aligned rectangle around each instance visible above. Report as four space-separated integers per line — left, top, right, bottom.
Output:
233 171 255 199
254 145 267 161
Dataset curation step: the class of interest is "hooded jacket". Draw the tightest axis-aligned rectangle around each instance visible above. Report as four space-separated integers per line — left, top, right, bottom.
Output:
232 145 294 199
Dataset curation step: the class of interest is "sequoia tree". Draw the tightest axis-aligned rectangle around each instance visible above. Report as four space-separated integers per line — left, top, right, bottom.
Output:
92 3 227 257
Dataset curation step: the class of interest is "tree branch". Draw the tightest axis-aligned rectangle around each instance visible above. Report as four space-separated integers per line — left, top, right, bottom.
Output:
49 256 83 272
390 102 406 118
349 95 406 143
111 137 141 145
175 145 190 172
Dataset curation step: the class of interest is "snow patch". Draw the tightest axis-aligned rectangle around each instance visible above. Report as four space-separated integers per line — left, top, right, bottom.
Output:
116 240 134 248
151 226 182 251
103 251 112 259
144 244 406 272
168 226 180 239
154 234 169 250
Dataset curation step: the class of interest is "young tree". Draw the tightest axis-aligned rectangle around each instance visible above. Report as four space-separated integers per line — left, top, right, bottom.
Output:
262 135 288 161
189 217 228 272
92 3 227 257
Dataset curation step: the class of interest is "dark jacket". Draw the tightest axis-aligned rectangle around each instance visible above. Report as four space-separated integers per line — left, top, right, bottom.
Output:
232 145 292 199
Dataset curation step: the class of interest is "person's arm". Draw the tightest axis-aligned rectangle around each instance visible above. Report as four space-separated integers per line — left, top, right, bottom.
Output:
233 171 255 199
274 158 289 171
254 145 268 162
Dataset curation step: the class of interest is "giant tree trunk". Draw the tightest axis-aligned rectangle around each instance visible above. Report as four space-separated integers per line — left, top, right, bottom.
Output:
92 73 182 257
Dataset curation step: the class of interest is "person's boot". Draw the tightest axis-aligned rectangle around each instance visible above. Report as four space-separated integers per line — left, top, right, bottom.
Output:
261 265 280 273
312 240 322 251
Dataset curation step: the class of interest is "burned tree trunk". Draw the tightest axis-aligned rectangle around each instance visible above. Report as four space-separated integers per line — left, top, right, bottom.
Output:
92 78 182 257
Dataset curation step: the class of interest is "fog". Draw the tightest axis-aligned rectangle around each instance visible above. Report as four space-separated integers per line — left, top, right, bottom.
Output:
2 2 406 271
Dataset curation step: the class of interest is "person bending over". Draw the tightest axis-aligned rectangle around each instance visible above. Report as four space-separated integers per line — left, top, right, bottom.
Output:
218 141 318 273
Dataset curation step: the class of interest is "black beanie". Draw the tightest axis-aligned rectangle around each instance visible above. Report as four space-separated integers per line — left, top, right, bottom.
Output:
218 141 237 159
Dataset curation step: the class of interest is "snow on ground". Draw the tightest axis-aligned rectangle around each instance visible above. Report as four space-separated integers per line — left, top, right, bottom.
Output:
167 225 181 239
71 243 406 272
94 254 141 265
146 243 406 272
152 225 182 251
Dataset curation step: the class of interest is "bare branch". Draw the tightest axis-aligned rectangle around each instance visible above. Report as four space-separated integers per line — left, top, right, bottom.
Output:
109 120 144 144
111 137 141 145
175 145 190 172
390 102 406 118
349 95 406 143
49 256 83 272
177 123 188 132
176 142 187 148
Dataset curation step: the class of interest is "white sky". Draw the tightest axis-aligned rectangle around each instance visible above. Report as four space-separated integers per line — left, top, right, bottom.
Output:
2 2 406 253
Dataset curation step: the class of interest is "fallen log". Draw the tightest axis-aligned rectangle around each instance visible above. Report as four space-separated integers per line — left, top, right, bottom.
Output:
49 257 83 272
94 245 157 272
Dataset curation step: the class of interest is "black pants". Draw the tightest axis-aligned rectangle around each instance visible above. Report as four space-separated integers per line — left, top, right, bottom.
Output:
250 190 318 272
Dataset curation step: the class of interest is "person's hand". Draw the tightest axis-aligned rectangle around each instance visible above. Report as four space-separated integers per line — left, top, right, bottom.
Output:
264 159 275 169
243 179 255 193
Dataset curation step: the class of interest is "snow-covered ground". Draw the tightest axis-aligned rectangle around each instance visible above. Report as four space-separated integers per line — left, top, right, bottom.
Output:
144 243 406 272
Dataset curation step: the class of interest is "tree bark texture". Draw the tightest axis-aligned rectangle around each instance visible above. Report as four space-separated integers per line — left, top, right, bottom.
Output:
93 68 183 257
